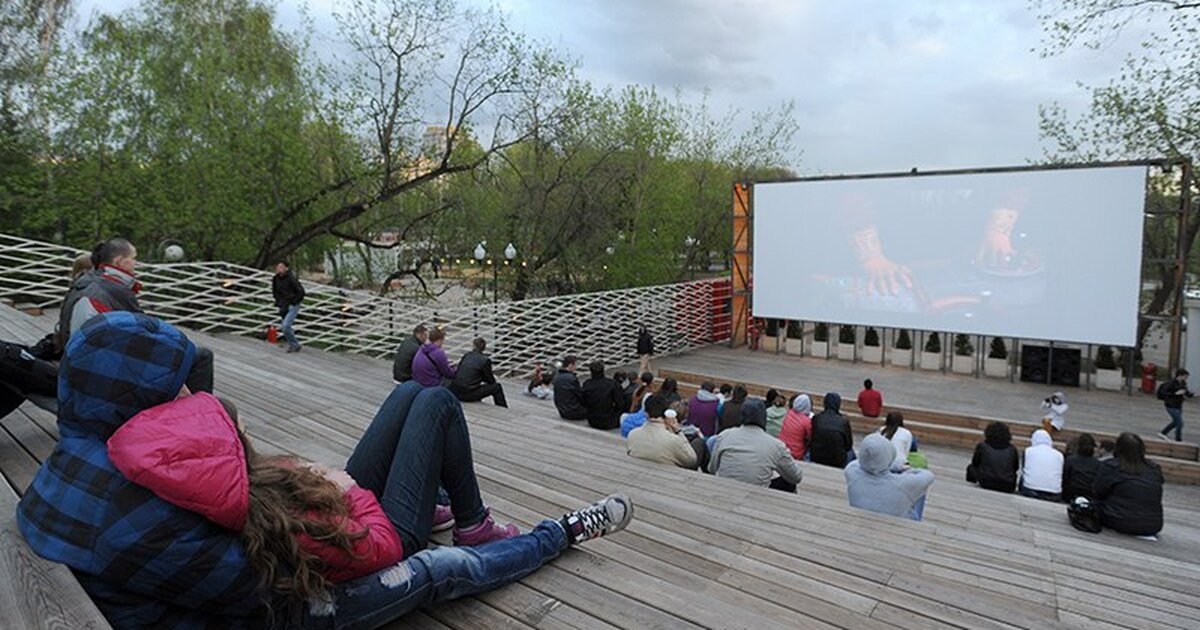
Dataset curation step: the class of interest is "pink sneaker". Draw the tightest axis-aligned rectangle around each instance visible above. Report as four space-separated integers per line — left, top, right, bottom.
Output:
432 504 455 533
452 508 519 546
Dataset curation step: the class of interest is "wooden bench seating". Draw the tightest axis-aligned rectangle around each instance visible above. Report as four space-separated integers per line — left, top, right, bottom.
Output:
4 303 1200 629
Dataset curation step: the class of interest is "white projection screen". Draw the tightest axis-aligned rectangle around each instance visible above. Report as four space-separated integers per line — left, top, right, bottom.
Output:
752 165 1148 346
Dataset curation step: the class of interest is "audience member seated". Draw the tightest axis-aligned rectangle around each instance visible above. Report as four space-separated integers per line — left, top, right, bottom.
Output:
878 411 912 469
553 356 588 421
612 370 631 411
526 370 553 400
1062 433 1101 502
658 377 682 404
764 388 780 408
620 398 649 438
581 361 624 430
966 421 1019 493
392 324 428 383
708 400 804 492
717 383 732 413
810 392 853 468
1019 429 1063 501
765 393 788 437
1093 432 1163 537
629 371 654 412
779 394 813 460
688 381 721 437
856 379 883 418
845 433 935 521
412 327 456 387
627 395 704 470
448 337 507 407
718 384 748 433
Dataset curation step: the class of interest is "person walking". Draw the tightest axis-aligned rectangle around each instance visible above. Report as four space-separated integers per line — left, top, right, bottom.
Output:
637 323 655 375
271 260 306 353
1158 369 1193 442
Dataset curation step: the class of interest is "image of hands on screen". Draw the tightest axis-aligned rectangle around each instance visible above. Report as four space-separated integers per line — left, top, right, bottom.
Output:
752 167 1146 346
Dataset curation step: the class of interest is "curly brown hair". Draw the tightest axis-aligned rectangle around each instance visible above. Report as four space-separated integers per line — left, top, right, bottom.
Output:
236 433 368 601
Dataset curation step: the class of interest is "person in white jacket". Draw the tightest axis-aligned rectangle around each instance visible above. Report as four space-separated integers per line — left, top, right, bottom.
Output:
1040 391 1068 433
708 400 804 492
1020 429 1063 501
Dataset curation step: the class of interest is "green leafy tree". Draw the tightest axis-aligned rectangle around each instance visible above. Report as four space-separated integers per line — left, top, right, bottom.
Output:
953 333 973 356
864 327 880 347
894 329 912 350
924 332 941 354
988 337 1008 359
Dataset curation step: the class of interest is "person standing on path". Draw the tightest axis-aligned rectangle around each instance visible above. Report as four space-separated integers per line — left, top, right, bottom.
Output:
637 323 655 375
1158 369 1193 442
271 260 306 353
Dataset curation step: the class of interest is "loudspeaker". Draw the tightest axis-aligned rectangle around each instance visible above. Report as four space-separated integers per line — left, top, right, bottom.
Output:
1021 345 1050 384
1020 345 1081 387
1050 348 1081 388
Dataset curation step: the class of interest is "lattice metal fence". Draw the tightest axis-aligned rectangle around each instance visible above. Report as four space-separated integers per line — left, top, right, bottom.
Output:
0 233 731 375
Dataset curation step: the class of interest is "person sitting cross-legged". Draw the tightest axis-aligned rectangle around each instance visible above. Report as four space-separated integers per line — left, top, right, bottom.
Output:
966 421 1019 493
845 433 935 521
17 312 635 628
810 392 854 468
412 327 456 387
448 337 507 408
687 381 721 438
779 394 813 461
708 400 804 493
552 355 588 421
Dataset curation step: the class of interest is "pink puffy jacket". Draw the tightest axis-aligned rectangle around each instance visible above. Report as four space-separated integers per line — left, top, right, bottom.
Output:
107 392 404 582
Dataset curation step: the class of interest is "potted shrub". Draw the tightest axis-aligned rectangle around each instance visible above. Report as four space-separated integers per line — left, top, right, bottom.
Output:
1094 345 1122 390
892 329 913 367
761 318 780 352
984 337 1009 378
837 324 856 360
951 333 974 374
811 322 829 358
785 320 804 355
920 332 942 370
862 327 882 363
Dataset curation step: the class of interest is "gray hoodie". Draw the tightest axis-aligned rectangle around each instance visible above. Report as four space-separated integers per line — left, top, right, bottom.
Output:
708 401 803 487
844 433 934 520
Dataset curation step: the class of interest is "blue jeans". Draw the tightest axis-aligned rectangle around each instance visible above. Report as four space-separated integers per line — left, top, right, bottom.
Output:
345 383 486 553
1161 406 1184 441
909 495 926 521
281 304 301 349
297 521 568 629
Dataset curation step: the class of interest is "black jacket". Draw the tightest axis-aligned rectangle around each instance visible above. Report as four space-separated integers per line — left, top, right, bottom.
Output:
452 351 496 391
718 400 744 433
637 329 655 355
392 335 422 382
1094 459 1163 536
970 441 1019 492
1062 453 1102 502
552 369 587 420
1160 378 1193 409
581 377 624 430
271 271 306 311
810 410 852 468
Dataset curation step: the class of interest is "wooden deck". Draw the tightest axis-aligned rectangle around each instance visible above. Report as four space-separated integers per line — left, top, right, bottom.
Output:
3 305 1200 629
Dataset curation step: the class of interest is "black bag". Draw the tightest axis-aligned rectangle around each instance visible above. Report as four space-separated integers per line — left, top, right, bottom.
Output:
1157 380 1172 400
1067 497 1102 533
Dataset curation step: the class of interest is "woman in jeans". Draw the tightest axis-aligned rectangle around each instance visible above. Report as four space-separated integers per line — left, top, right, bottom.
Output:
21 312 632 629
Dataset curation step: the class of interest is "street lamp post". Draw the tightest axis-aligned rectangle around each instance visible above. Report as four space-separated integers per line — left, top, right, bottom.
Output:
475 241 517 304
473 242 487 301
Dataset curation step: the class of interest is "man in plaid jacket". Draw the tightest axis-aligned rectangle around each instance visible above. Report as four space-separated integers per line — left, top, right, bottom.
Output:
17 312 268 627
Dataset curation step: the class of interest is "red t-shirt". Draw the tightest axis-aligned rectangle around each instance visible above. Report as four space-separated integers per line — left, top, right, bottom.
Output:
857 388 883 417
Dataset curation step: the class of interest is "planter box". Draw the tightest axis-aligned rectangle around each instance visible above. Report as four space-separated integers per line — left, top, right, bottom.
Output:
891 348 913 368
760 336 779 353
984 357 1009 378
810 341 829 358
951 355 974 375
862 345 883 363
1095 369 1124 391
920 351 942 371
837 344 856 361
785 338 804 355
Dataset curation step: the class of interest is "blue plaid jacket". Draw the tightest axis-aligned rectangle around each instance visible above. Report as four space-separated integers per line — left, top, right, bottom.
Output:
17 313 269 628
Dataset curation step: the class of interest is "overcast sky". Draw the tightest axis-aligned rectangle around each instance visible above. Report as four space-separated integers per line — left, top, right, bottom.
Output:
77 0 1151 175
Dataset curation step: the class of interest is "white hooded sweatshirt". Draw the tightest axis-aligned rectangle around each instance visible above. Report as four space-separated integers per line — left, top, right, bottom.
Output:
1021 429 1063 493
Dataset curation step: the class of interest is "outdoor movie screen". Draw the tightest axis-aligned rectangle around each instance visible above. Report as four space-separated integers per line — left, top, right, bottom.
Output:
752 165 1148 346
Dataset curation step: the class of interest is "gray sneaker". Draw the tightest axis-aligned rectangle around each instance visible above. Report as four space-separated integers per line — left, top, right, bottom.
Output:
559 494 633 545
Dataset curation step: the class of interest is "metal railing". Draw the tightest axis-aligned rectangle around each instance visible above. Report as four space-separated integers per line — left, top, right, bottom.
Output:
0 233 731 375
